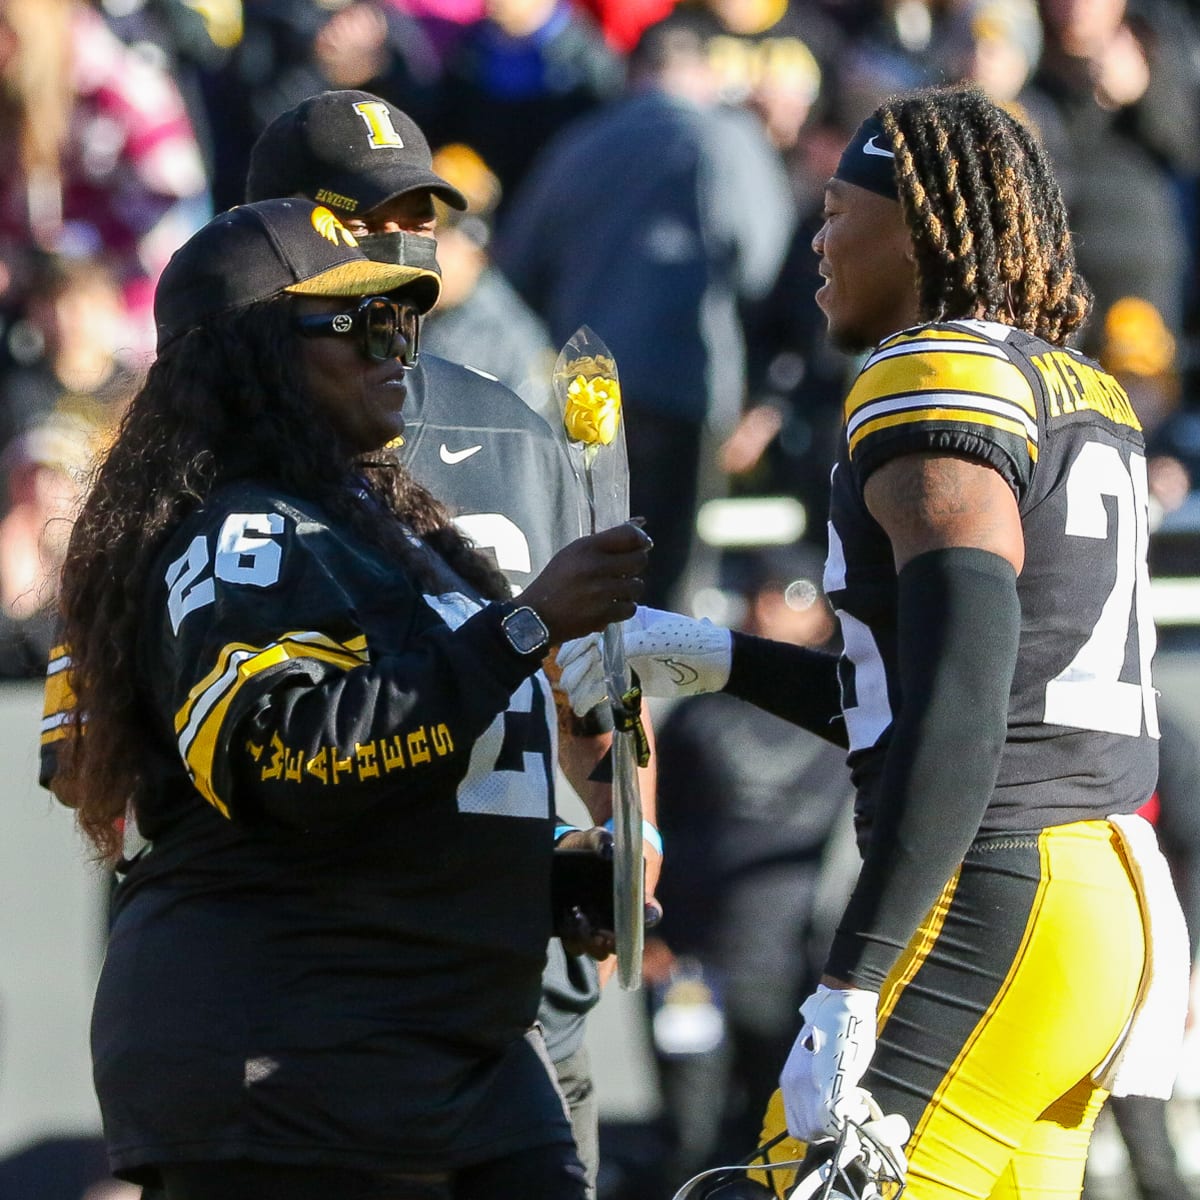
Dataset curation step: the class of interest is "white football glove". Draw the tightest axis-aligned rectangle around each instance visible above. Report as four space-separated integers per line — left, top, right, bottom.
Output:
556 607 733 717
780 985 878 1142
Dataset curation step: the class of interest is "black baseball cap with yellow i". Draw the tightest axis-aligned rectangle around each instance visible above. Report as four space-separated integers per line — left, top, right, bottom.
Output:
245 90 469 217
153 198 442 351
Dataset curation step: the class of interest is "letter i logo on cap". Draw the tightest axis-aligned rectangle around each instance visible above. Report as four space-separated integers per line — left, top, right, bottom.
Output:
353 101 406 150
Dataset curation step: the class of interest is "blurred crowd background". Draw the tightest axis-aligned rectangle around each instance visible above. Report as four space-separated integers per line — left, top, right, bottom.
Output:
6 0 1200 1197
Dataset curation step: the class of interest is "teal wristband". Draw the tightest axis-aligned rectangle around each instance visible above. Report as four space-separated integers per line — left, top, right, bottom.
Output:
603 817 663 856
554 823 582 845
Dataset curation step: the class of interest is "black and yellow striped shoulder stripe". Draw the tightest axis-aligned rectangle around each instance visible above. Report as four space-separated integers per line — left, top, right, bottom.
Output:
845 327 1039 463
176 631 369 818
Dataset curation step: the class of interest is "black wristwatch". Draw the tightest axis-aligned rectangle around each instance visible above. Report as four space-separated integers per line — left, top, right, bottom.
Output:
499 604 551 657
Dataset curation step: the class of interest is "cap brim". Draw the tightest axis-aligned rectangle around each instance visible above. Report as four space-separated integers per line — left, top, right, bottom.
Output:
380 174 468 212
286 261 442 311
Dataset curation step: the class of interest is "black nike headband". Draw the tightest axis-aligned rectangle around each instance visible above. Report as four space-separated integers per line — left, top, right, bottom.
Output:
834 115 899 201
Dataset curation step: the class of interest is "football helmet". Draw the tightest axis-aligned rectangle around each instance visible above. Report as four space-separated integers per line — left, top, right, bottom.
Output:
671 1099 909 1200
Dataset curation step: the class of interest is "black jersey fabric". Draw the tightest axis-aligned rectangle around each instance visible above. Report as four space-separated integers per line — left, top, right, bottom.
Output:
396 354 599 1060
826 318 1159 838
91 481 572 1182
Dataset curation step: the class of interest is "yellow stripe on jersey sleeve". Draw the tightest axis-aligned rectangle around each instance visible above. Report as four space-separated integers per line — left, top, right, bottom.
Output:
176 632 369 818
845 348 1037 423
849 408 1039 463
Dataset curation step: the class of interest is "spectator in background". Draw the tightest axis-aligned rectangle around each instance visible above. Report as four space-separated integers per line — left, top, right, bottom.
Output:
0 0 210 357
644 542 856 1193
1031 0 1200 351
96 0 243 186
0 412 98 679
200 0 443 210
1096 295 1195 521
639 0 841 154
431 0 625 204
0 253 139 463
496 19 795 609
572 0 678 52
422 143 557 419
938 0 1046 109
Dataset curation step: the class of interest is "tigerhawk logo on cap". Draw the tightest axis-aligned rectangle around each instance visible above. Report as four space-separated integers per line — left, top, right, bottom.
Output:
311 205 358 247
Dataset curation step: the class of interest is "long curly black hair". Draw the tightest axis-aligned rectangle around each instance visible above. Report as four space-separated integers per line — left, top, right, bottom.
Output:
58 294 508 859
879 84 1093 346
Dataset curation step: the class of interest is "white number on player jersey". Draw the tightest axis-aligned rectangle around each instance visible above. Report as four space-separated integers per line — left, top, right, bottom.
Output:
423 591 555 819
165 513 285 634
1043 443 1159 737
453 513 533 594
824 508 894 753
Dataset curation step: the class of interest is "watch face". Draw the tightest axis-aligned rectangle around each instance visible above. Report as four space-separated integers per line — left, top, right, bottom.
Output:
503 606 549 655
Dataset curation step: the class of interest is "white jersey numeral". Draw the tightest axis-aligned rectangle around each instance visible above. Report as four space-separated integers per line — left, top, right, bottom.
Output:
1043 443 1158 737
453 512 533 594
825 512 893 753
423 591 555 820
165 513 285 634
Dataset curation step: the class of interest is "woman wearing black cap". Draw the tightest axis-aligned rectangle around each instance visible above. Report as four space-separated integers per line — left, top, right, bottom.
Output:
53 197 649 1200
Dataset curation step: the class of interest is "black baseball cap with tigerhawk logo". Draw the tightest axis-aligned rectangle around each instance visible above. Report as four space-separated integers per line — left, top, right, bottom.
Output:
245 90 469 217
153 198 442 351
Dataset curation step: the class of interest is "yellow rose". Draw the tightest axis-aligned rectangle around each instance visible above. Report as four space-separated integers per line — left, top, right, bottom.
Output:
563 373 622 446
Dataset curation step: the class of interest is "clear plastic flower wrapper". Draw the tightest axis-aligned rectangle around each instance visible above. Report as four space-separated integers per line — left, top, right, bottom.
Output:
552 326 646 990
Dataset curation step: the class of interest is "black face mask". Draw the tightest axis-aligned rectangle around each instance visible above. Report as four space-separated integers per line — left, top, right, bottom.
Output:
355 231 443 315
355 230 439 272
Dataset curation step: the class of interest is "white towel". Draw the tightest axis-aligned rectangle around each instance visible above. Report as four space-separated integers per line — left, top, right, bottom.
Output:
1092 813 1191 1098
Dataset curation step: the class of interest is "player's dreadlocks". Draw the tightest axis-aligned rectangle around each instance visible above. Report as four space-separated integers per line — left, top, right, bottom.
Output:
58 295 509 860
879 84 1092 347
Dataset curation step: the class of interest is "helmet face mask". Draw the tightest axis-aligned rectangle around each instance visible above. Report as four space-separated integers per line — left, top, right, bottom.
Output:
673 1111 909 1200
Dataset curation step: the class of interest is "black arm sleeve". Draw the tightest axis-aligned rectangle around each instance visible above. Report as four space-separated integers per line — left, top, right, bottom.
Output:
825 547 1020 989
724 632 848 747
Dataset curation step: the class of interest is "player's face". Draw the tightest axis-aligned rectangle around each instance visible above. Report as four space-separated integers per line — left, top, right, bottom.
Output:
812 179 920 352
343 191 437 238
294 295 410 454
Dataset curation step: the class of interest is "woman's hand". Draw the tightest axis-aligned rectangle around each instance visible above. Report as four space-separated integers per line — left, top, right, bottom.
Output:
520 522 651 644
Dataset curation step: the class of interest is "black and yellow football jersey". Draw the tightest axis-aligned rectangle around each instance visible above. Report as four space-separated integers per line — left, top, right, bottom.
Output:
826 318 1159 836
90 481 571 1179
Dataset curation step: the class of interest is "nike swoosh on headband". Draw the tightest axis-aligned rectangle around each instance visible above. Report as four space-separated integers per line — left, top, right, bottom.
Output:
863 136 895 158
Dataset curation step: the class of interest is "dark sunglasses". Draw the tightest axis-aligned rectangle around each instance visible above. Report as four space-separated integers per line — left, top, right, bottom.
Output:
295 296 421 368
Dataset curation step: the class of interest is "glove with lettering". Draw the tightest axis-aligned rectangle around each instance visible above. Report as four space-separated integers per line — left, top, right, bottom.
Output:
780 985 878 1142
556 607 733 717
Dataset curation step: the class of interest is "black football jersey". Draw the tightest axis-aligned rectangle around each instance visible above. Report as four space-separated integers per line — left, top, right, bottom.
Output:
90 481 569 1175
826 318 1159 836
400 355 584 587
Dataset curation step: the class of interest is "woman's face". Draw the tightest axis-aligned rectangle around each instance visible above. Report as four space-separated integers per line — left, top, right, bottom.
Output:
294 294 410 454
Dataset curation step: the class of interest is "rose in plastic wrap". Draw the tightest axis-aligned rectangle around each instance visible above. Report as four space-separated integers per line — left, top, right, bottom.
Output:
563 371 621 447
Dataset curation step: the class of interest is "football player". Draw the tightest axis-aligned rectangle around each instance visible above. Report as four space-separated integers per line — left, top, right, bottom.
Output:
558 83 1189 1200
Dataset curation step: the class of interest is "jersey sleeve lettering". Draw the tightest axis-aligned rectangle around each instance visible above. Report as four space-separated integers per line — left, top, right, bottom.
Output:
844 325 1039 494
